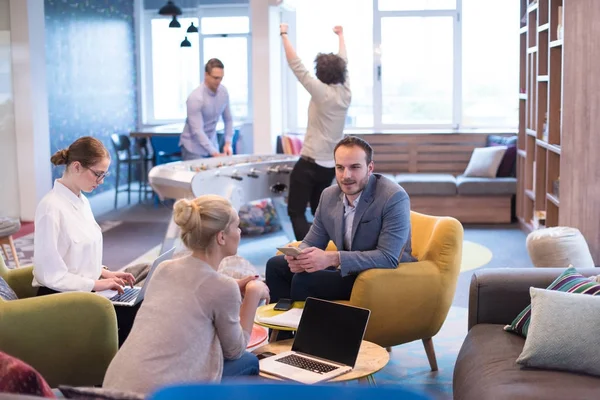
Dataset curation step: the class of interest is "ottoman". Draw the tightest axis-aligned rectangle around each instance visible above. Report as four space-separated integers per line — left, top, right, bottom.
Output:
526 227 595 268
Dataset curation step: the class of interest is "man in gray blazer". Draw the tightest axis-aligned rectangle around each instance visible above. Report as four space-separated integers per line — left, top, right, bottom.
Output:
266 136 416 307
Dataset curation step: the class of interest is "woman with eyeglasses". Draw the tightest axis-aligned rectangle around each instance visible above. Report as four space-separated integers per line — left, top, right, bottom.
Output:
33 136 137 345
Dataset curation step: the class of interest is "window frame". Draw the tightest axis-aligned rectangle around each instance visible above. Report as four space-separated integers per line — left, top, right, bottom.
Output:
140 5 252 125
286 0 522 132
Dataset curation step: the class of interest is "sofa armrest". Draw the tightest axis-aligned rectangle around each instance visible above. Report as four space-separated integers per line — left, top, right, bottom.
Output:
0 292 118 387
468 267 600 330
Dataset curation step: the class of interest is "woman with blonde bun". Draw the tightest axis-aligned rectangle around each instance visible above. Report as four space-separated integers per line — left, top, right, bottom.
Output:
103 195 270 395
34 136 137 345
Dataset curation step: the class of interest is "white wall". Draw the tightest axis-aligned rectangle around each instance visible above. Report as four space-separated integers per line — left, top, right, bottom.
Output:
0 0 20 218
250 0 282 154
9 0 51 221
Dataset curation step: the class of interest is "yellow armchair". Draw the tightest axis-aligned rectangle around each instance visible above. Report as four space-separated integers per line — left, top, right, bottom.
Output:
0 257 118 387
281 211 463 371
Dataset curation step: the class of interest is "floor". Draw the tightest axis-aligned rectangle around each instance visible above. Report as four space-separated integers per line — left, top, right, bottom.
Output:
6 194 534 399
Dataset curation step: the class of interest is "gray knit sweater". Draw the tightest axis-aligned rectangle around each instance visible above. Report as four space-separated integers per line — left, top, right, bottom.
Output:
103 255 249 395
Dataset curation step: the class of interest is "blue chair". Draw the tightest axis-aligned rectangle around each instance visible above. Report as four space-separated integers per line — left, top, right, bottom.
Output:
150 136 182 165
218 128 241 155
150 382 431 400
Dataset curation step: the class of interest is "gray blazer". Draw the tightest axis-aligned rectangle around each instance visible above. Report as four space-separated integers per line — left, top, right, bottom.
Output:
301 174 415 277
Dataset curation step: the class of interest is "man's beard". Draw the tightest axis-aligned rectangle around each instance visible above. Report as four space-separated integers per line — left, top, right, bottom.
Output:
337 174 370 196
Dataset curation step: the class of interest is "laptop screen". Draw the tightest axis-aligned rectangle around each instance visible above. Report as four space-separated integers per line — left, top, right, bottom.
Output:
291 297 370 367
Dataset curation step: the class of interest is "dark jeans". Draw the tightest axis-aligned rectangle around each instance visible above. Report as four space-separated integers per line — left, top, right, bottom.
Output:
36 286 141 347
265 255 358 303
287 157 336 241
222 352 260 379
265 255 358 340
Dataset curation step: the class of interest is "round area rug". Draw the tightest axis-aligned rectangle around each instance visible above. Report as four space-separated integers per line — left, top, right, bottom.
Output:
461 240 493 272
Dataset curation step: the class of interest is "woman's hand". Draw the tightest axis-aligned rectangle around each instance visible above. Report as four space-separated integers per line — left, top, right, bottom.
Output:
93 278 125 294
236 275 260 296
245 280 270 304
101 268 135 288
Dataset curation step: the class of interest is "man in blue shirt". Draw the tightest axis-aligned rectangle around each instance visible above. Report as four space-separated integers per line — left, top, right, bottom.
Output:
179 58 234 160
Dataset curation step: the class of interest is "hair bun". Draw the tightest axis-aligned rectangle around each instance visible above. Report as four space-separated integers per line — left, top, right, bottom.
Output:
173 199 202 231
50 148 69 166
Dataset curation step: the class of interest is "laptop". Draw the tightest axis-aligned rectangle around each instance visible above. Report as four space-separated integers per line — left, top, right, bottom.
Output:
259 297 371 384
100 247 175 307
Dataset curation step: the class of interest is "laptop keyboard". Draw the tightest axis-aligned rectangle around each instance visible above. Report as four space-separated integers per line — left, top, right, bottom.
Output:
109 287 138 303
276 354 338 374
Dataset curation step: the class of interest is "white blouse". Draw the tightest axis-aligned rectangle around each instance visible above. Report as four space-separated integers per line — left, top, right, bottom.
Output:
32 180 103 292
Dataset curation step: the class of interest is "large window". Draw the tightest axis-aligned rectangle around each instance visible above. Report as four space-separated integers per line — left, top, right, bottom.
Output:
289 0 520 130
294 0 374 128
143 8 250 124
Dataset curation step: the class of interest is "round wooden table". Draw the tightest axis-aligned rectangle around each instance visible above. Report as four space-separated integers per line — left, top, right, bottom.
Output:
252 339 389 385
254 301 305 342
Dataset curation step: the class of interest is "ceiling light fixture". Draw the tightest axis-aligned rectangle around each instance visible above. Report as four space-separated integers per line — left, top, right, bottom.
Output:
187 22 198 33
169 16 181 28
158 1 182 16
180 37 191 48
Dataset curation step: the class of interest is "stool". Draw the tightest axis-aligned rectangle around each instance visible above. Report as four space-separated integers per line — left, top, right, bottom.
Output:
0 218 21 268
110 134 148 209
134 137 156 198
526 226 595 268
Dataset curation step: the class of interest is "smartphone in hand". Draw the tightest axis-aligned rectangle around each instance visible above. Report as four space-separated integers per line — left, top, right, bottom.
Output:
276 247 302 258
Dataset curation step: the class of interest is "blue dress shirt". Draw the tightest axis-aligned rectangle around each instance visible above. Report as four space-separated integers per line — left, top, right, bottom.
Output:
179 83 233 157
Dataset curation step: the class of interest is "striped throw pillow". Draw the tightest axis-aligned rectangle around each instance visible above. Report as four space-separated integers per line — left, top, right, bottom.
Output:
504 266 600 337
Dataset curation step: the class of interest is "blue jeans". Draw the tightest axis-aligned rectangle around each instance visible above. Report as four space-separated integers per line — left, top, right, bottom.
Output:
222 351 259 379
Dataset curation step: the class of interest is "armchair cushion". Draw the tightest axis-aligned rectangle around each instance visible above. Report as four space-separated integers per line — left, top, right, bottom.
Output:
0 277 17 301
0 351 54 398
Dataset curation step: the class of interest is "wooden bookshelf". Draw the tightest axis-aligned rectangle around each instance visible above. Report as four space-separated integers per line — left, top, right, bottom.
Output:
517 0 563 231
560 0 600 263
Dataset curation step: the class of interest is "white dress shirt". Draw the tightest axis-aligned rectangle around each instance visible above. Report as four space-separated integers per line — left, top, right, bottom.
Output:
342 192 362 251
32 180 103 292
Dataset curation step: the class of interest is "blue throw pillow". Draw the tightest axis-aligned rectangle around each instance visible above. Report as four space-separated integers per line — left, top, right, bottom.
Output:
0 276 18 301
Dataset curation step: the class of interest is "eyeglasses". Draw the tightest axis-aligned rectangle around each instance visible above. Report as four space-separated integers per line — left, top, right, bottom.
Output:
84 166 110 183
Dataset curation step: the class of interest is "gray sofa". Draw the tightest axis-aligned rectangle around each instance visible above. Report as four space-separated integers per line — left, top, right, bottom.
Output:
382 173 517 223
454 268 600 400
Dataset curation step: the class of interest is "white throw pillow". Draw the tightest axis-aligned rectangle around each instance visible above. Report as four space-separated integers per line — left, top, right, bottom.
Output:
516 288 600 377
463 146 507 178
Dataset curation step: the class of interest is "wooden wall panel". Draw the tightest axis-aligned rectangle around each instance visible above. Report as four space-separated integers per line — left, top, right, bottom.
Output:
354 134 490 175
560 0 600 264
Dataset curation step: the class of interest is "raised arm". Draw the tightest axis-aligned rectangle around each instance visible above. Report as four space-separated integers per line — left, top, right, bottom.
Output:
280 23 327 100
334 25 347 62
186 91 220 157
334 25 350 90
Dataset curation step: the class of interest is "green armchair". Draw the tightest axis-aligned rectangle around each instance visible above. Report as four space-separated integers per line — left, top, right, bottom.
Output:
0 257 118 388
